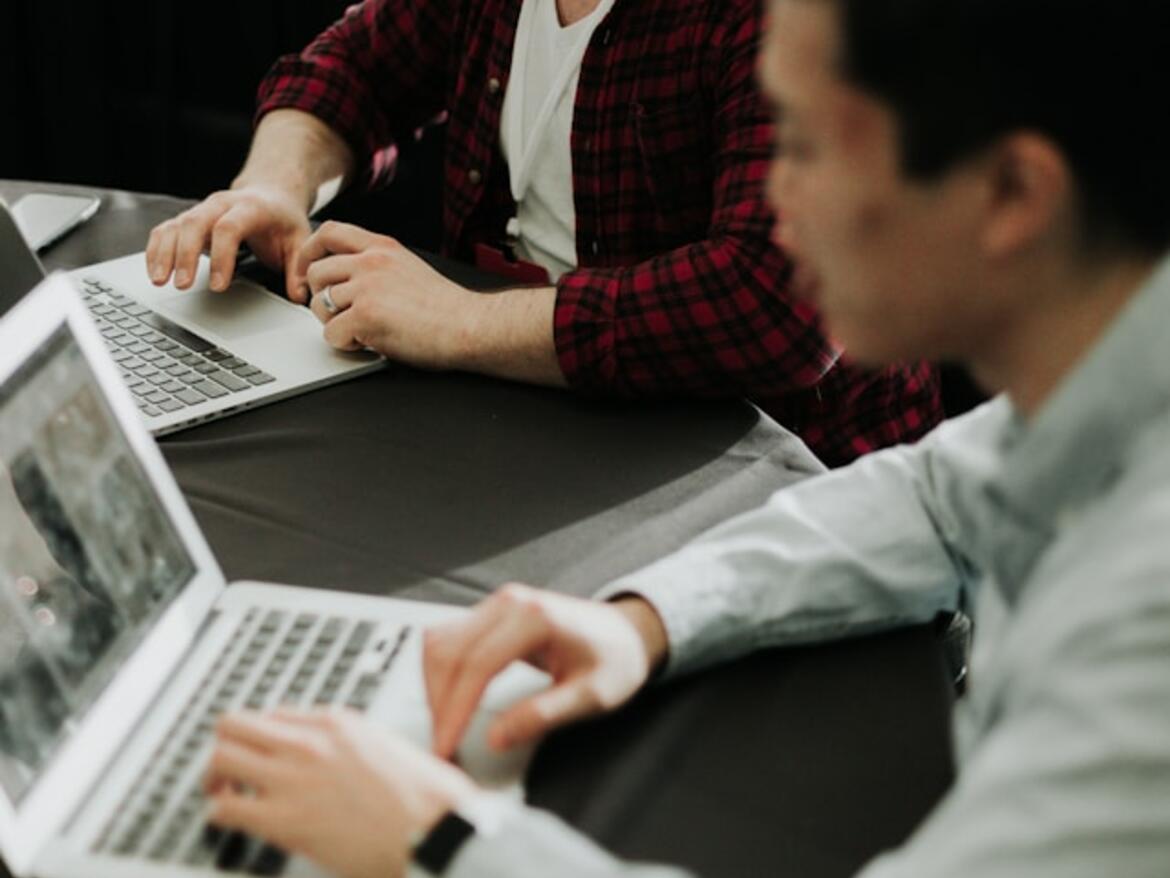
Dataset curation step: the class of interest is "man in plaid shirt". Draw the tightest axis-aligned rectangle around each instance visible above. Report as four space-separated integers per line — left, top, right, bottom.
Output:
145 0 941 466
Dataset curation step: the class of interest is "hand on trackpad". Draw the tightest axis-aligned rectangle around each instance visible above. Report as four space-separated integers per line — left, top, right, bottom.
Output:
161 281 310 341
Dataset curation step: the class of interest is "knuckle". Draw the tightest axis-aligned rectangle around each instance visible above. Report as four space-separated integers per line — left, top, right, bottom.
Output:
497 583 531 606
214 216 243 239
349 296 375 323
366 249 393 270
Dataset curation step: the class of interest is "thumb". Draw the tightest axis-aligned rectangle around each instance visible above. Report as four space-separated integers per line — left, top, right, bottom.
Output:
487 677 603 751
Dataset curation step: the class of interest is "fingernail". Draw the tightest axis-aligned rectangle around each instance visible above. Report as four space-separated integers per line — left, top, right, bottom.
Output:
210 272 224 290
176 270 190 286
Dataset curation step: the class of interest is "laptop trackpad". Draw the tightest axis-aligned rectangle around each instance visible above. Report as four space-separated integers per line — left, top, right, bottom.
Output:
160 283 311 341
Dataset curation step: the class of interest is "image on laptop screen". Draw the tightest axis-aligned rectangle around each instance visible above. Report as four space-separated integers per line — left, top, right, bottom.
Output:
0 325 196 803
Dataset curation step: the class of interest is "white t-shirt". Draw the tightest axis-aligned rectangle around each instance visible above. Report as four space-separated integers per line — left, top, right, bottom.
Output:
499 0 615 281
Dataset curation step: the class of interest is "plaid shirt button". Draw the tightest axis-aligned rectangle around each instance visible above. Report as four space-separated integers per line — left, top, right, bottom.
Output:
487 77 501 94
468 169 482 185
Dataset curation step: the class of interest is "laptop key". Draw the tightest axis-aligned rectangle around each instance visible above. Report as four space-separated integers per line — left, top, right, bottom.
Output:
192 379 229 399
208 370 249 392
139 313 216 353
158 399 185 413
174 388 207 406
247 371 277 386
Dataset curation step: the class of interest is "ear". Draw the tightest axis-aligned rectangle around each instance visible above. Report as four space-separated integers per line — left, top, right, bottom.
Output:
980 133 1073 259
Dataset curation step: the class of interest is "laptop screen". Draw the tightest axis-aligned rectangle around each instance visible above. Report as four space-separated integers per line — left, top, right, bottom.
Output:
0 325 196 803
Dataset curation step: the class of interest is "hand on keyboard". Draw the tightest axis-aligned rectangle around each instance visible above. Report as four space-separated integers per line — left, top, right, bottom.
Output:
145 186 310 298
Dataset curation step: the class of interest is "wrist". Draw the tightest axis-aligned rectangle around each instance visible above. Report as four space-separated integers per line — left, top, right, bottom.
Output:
452 286 565 386
614 596 670 677
234 109 353 214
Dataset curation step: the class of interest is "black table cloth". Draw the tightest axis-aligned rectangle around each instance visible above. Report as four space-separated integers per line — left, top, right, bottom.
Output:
0 180 954 878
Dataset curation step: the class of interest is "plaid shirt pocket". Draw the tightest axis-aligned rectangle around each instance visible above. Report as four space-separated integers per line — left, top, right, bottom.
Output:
634 96 714 247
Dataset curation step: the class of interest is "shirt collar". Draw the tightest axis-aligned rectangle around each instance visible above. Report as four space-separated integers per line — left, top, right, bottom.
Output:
982 254 1170 598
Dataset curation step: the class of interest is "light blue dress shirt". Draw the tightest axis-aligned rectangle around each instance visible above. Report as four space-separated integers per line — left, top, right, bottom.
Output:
447 257 1170 877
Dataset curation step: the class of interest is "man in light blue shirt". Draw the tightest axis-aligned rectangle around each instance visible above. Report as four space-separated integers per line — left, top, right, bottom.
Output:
198 0 1170 876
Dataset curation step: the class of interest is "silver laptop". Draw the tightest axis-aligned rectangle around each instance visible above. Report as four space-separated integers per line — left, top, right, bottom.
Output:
0 275 541 878
0 198 383 436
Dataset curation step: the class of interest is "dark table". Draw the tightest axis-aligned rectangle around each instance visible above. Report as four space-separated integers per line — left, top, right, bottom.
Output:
1 180 954 878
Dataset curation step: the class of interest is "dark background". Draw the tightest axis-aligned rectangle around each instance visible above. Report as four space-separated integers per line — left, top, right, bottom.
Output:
2 1 349 198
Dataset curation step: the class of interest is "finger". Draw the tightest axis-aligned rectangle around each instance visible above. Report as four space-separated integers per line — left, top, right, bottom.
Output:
432 607 550 760
283 228 312 303
216 711 313 755
265 706 353 728
487 676 602 751
305 253 361 298
309 279 358 324
207 202 264 292
173 208 218 290
423 602 515 748
292 221 383 281
320 306 367 352
146 221 180 286
203 739 280 793
207 787 278 841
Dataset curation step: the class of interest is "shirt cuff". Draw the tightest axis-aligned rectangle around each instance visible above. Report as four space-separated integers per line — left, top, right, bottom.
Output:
444 799 639 878
593 555 732 680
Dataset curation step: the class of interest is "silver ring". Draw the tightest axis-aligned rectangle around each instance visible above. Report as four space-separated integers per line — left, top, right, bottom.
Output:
319 285 339 315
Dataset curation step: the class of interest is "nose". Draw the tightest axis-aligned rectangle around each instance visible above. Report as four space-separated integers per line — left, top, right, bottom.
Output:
766 158 799 249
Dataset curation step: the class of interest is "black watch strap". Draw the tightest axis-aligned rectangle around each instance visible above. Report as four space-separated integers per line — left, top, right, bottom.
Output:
413 811 477 875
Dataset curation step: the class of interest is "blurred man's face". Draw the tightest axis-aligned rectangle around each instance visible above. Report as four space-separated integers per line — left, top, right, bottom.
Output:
761 1 994 365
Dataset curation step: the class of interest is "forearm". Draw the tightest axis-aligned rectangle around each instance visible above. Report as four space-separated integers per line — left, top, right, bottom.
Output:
594 405 1011 677
233 109 355 215
455 287 567 387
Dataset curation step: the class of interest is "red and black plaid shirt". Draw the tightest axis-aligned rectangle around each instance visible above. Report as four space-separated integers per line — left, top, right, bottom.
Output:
257 0 942 465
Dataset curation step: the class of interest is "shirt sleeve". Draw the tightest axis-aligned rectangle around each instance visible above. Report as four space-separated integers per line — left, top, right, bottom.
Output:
446 803 694 878
855 539 1170 878
254 0 456 185
553 3 837 400
595 402 1010 678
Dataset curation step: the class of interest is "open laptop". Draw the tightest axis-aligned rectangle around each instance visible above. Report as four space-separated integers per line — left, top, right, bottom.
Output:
0 198 382 436
0 274 542 878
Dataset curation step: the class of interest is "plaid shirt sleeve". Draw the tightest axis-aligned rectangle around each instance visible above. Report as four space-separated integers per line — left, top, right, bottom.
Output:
254 0 456 186
553 6 837 400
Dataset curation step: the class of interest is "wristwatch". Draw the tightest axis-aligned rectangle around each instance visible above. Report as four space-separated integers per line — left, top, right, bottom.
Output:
412 793 514 876
413 811 477 875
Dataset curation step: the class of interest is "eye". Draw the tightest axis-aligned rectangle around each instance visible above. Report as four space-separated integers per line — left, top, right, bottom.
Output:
776 135 816 162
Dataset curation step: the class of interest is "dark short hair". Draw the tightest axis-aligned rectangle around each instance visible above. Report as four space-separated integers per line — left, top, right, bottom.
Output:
828 0 1170 255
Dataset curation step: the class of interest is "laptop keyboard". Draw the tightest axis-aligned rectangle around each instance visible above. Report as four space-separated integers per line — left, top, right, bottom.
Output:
92 608 411 874
79 277 275 418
